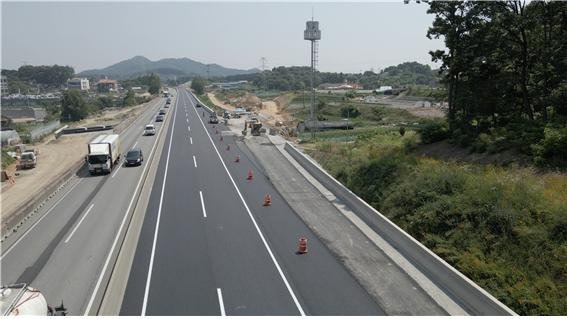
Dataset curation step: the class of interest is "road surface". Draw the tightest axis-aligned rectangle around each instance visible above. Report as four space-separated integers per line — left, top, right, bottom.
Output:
0 96 170 315
120 87 384 315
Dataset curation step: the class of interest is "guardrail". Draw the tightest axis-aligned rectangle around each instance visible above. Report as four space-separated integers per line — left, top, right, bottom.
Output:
2 159 85 237
283 141 517 316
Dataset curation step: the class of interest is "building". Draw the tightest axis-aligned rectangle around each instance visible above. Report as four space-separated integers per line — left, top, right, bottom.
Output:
211 80 248 90
1 75 8 93
96 79 118 93
0 129 21 146
2 107 47 123
67 78 90 91
319 82 362 90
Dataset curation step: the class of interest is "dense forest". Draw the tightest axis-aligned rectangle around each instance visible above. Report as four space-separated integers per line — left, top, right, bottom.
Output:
427 1 567 167
220 62 439 90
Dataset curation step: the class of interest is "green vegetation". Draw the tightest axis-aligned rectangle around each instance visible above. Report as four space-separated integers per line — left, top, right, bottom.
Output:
191 77 206 95
123 90 136 106
1 65 74 92
120 74 161 95
289 92 421 129
196 93 223 114
1 148 15 169
220 62 440 91
306 126 566 315
61 90 89 121
428 1 567 168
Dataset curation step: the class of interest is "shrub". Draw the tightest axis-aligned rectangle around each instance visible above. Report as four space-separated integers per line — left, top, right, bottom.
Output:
340 105 360 118
531 125 567 168
419 120 449 144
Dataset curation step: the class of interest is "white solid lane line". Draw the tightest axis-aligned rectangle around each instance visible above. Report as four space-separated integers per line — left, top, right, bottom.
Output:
112 139 139 178
190 137 193 145
65 203 95 243
141 92 178 316
0 179 83 259
199 191 207 218
217 288 226 316
186 89 305 316
84 92 177 315
193 155 197 168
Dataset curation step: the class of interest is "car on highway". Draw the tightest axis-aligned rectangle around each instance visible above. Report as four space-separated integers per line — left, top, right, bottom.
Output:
125 148 143 166
144 124 156 136
196 103 202 108
156 114 164 122
159 109 166 115
209 115 219 124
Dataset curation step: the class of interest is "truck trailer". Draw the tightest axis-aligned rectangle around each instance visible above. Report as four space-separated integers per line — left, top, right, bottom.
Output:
86 134 121 175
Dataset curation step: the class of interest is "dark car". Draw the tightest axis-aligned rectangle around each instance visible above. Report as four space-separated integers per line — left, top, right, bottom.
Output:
209 115 219 124
159 109 166 115
125 148 143 166
196 103 202 108
156 114 164 122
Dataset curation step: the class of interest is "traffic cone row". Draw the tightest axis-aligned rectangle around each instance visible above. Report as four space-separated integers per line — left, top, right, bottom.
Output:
242 164 310 255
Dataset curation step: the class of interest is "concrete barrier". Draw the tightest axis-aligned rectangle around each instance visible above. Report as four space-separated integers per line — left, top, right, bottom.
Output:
189 92 215 115
283 141 516 316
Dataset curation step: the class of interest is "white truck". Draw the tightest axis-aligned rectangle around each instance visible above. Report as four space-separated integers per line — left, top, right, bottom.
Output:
86 134 121 175
0 283 66 316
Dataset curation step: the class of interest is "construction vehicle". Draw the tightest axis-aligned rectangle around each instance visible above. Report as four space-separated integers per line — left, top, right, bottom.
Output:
243 119 263 136
0 283 66 316
86 134 121 175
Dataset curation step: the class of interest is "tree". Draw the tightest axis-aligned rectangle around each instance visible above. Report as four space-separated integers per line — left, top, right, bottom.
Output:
191 77 205 95
61 90 88 121
147 74 161 95
123 90 136 106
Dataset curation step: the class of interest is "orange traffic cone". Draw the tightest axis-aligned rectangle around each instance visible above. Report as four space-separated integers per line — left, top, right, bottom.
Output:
247 170 254 180
297 237 308 254
263 194 272 206
226 144 230 151
235 155 240 163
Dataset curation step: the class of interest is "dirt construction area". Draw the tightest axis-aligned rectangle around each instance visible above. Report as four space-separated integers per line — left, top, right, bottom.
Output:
0 98 158 225
207 92 295 127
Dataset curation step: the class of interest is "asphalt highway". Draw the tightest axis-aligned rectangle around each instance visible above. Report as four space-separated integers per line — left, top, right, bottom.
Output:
0 96 170 315
120 87 384 315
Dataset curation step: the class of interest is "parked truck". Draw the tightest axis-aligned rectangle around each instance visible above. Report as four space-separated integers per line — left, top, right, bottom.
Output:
86 134 121 175
19 151 37 169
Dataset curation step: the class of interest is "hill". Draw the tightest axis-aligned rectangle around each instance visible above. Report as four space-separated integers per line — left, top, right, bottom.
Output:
77 56 258 80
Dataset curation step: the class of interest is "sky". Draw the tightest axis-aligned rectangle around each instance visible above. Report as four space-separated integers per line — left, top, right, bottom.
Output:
1 1 445 74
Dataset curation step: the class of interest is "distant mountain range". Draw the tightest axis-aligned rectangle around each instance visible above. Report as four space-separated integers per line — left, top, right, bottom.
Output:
77 56 258 80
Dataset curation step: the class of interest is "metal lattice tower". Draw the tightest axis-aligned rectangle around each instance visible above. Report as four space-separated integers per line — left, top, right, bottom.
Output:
304 18 321 130
260 57 268 90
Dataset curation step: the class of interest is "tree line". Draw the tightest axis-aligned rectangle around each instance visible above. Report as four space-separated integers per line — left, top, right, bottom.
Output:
120 73 161 95
219 62 439 91
2 65 75 93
